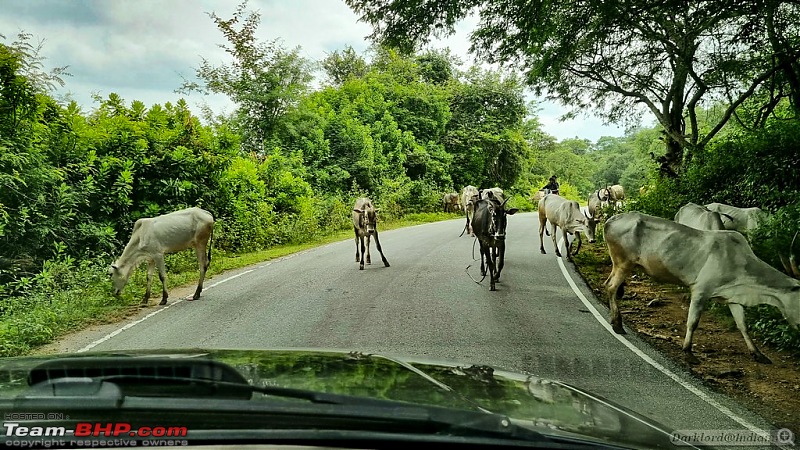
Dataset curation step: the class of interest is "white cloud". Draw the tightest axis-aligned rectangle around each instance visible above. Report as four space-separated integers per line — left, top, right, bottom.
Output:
2 0 630 142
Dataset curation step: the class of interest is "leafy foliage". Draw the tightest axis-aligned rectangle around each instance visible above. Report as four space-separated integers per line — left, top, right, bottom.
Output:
345 0 800 175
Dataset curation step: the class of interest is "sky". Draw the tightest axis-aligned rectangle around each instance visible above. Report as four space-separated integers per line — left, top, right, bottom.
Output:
1 0 630 143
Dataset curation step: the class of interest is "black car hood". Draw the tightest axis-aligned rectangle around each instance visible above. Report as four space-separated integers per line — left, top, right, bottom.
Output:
0 348 694 449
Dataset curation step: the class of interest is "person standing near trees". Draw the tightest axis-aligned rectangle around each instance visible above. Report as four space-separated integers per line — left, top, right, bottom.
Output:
542 176 560 195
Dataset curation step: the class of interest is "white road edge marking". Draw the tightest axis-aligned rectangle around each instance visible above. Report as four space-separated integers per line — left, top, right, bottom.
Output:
76 269 255 353
555 239 769 438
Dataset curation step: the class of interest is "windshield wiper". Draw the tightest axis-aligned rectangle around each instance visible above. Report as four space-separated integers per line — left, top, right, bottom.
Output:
23 356 454 405
13 357 565 446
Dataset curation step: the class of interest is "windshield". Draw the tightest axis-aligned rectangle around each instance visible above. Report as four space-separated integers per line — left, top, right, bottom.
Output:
1 1 798 449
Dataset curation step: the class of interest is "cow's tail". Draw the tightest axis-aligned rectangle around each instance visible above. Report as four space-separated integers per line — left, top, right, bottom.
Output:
207 221 214 266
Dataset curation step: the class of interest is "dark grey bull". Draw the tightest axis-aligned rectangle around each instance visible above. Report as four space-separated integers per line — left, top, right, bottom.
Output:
471 192 518 291
352 198 390 270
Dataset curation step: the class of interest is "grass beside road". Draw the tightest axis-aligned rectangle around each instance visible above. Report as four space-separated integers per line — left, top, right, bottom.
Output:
0 212 461 358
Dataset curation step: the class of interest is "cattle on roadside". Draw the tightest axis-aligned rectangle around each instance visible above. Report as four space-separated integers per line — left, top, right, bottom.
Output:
109 207 214 306
570 190 609 256
442 192 461 213
538 194 590 260
481 187 504 203
353 198 390 270
470 191 518 291
603 212 800 364
606 184 625 211
462 185 480 236
674 202 726 231
704 202 768 234
586 190 607 234
531 189 546 203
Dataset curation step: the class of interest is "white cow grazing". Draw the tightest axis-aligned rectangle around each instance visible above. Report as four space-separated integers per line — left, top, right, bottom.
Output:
603 212 800 364
538 194 590 259
705 202 768 234
109 207 214 306
674 202 726 231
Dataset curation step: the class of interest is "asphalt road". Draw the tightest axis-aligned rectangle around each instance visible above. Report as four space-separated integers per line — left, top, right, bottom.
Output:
49 213 776 436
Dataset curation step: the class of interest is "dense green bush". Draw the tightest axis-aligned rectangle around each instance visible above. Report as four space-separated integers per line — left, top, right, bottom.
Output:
680 120 800 211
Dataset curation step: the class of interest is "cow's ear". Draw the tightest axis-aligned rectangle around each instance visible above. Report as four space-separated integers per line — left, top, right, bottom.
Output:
506 208 519 215
353 209 361 213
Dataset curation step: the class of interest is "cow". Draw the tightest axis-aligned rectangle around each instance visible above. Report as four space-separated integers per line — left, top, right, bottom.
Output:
598 185 624 210
704 202 768 234
461 185 479 236
470 191 518 291
353 198 390 270
538 194 591 260
442 192 461 213
481 187 504 203
585 189 607 236
603 212 800 364
674 202 726 231
568 191 607 256
109 207 214 307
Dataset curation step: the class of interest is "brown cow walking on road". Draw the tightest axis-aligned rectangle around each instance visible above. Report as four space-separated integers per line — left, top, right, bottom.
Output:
353 198 390 270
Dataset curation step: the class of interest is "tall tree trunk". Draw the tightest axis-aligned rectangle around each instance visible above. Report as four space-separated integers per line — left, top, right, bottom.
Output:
659 135 682 178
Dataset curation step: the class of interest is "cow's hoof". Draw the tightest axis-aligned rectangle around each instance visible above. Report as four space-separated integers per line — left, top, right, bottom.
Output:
611 322 625 335
159 298 168 306
383 262 390 267
140 303 148 308
555 251 562 258
753 352 772 364
191 295 200 301
540 249 546 254
367 258 371 264
359 265 364 270
684 352 700 365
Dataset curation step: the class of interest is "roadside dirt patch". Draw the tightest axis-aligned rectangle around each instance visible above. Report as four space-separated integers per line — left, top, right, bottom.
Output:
572 246 800 433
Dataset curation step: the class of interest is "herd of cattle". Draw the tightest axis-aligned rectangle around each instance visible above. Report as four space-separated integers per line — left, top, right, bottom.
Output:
449 184 799 364
108 185 799 364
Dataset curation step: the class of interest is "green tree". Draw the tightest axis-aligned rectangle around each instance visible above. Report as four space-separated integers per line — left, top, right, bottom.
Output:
178 1 313 154
445 68 527 189
322 46 369 86
345 0 800 176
